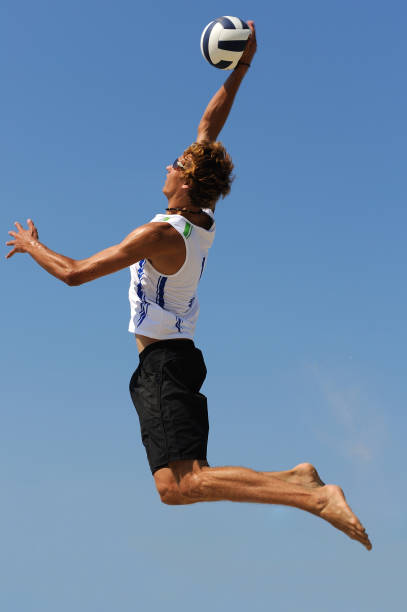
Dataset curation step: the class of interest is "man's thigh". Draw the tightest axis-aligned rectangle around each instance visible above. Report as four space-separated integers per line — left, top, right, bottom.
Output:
130 342 209 474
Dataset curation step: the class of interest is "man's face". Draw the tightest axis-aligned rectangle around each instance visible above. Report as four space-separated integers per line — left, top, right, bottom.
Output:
162 157 189 198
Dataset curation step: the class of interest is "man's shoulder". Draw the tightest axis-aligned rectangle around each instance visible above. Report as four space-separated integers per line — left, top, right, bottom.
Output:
143 220 185 249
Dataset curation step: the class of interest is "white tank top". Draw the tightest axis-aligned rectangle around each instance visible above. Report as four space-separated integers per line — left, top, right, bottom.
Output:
128 210 216 339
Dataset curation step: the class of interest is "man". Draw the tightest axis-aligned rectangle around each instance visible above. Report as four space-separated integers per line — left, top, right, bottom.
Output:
6 23 372 550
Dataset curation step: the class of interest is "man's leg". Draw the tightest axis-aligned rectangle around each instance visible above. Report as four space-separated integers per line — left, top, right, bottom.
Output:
154 461 324 504
156 459 371 550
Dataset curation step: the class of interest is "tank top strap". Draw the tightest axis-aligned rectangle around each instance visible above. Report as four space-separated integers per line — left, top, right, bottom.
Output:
201 207 214 220
151 213 194 239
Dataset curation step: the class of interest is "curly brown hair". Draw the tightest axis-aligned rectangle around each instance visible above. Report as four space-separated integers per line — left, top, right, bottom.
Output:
182 141 234 209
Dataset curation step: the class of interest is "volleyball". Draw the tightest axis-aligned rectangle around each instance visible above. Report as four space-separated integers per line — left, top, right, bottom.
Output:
200 16 251 70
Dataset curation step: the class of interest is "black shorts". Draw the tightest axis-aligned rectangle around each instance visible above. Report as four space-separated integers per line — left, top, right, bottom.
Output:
129 339 209 474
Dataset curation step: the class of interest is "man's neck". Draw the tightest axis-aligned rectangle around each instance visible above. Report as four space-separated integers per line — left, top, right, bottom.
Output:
164 197 213 229
166 192 194 211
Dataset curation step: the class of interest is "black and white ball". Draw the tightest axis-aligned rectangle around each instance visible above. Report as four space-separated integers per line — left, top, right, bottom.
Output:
200 16 251 70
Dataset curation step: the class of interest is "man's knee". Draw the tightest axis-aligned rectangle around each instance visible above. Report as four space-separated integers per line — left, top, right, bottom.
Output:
178 470 207 500
154 472 184 505
154 463 209 504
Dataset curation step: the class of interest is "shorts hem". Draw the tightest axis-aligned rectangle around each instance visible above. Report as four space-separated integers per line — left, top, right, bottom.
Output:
151 455 208 475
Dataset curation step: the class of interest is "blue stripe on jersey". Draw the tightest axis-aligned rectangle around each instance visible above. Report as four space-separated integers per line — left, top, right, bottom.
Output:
136 259 149 327
155 276 160 304
137 259 145 283
199 256 206 280
155 276 167 308
175 317 182 333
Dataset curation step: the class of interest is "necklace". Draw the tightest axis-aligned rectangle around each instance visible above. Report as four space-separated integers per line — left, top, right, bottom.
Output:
165 207 206 215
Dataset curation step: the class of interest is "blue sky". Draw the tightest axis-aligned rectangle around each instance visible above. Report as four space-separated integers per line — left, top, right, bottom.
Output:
1 1 406 610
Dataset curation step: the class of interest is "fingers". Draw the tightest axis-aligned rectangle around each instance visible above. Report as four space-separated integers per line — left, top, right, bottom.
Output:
242 20 257 61
27 218 36 232
246 21 256 39
5 239 16 259
6 219 36 259
27 218 39 239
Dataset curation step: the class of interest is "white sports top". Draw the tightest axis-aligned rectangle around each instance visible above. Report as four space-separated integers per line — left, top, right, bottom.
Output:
128 210 216 340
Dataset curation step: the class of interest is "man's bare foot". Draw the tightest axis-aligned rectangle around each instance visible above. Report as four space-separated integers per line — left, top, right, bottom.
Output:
317 484 372 550
270 463 325 489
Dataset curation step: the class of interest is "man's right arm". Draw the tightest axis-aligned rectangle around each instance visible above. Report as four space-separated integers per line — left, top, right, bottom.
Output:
6 219 182 286
197 21 257 143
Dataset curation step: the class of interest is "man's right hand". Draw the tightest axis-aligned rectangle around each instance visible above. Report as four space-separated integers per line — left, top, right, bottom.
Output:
196 20 257 144
238 21 257 66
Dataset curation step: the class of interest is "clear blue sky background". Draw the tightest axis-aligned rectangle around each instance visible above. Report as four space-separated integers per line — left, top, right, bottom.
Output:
1 1 406 610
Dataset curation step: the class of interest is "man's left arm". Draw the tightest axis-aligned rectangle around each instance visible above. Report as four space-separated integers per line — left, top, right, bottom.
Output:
6 219 175 286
